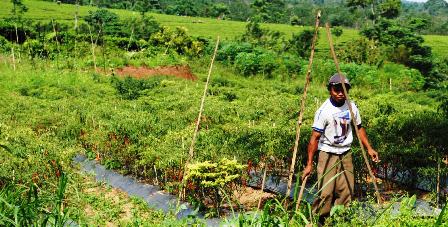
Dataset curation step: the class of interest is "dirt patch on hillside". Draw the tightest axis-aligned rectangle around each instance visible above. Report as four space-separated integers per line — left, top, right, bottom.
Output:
114 65 198 80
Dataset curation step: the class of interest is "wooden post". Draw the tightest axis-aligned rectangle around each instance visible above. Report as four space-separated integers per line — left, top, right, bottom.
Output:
257 161 268 210
178 37 220 201
295 175 308 212
285 10 321 204
437 155 440 208
325 23 382 205
51 19 61 69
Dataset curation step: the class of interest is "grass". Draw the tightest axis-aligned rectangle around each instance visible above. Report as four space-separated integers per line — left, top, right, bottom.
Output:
0 0 446 58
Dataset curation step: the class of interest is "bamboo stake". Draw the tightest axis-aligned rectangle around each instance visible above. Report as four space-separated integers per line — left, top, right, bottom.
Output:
178 36 220 201
87 25 98 71
285 10 321 203
52 19 61 69
437 155 440 208
325 23 382 205
188 36 220 161
295 175 308 212
14 23 20 61
11 45 16 71
257 160 268 210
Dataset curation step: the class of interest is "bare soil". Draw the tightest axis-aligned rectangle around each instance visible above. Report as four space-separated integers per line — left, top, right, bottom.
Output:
235 186 276 209
114 65 198 80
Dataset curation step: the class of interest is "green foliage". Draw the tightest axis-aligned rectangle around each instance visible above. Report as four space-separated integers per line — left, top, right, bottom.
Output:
337 38 383 65
122 15 160 41
327 196 443 226
361 18 447 87
332 26 343 37
234 50 277 77
287 29 316 58
149 26 206 56
0 174 70 226
185 158 246 216
250 0 287 23
217 42 253 64
84 9 124 37
186 158 246 188
11 0 28 17
0 36 12 52
111 76 161 100
0 19 35 43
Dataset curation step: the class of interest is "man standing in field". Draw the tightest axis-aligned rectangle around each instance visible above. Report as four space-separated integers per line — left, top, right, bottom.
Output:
301 73 379 219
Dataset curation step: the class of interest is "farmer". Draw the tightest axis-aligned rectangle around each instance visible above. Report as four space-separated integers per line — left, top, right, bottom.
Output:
301 73 379 218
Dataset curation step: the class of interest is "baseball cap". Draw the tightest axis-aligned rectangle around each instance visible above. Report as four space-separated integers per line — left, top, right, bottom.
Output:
328 73 351 87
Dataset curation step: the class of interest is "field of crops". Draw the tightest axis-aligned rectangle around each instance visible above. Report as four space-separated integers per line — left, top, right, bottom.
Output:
0 0 446 58
0 0 447 226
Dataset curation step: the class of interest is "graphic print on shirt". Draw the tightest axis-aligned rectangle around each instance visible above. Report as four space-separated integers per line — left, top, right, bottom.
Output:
332 110 350 144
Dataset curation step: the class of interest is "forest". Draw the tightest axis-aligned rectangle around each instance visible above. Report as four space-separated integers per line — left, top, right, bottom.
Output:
0 0 447 226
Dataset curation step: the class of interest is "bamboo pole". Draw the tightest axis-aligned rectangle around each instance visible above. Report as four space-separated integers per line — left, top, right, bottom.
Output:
325 23 382 205
14 23 20 61
178 37 220 201
295 175 308 212
11 45 16 71
51 19 61 69
87 25 99 71
285 10 321 203
257 160 268 210
437 155 440 208
187 36 220 161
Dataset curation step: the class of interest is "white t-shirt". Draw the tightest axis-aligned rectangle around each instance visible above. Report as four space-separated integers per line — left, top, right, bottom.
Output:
312 98 361 154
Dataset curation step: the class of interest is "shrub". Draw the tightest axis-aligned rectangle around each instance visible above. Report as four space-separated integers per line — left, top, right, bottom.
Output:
185 158 246 215
216 42 253 64
149 27 206 56
0 35 11 53
336 38 383 65
234 50 278 77
111 76 161 100
0 19 35 43
286 29 316 58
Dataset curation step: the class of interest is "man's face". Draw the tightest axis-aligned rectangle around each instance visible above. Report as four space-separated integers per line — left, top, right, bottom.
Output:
329 84 348 103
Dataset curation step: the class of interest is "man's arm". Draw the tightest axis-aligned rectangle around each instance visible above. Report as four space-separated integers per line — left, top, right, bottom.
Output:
302 130 321 180
358 126 379 162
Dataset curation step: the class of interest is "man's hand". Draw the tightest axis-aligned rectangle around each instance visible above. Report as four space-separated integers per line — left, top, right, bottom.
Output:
368 148 379 163
302 164 313 180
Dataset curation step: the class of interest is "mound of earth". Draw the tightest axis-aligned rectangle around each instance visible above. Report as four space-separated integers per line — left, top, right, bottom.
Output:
114 65 197 80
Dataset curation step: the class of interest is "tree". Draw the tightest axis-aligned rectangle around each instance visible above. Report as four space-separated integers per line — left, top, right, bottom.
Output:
361 18 444 87
84 9 124 37
332 26 343 37
211 3 229 19
347 0 401 23
250 0 288 23
287 29 316 58
11 0 28 18
135 0 161 16
290 15 301 26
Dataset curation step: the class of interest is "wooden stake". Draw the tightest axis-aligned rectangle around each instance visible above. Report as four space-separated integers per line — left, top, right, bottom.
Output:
187 36 220 162
14 23 20 61
285 10 321 204
437 155 440 208
257 161 268 210
178 37 220 201
295 175 308 213
11 45 16 71
52 19 61 69
87 25 99 71
325 23 382 205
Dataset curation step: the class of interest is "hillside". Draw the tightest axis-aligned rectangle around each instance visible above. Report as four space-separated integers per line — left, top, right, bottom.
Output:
0 0 447 58
0 0 447 225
